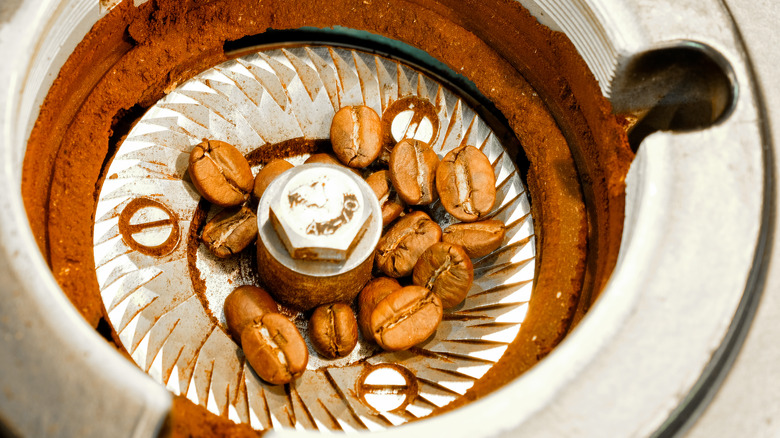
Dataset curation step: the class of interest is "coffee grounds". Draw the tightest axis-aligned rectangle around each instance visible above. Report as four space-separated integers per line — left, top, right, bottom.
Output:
160 396 263 437
21 0 632 435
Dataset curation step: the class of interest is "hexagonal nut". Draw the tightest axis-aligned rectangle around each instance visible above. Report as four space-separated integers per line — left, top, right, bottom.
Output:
269 165 373 262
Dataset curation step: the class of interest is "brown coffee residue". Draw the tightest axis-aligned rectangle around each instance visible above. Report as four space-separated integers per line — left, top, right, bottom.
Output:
21 0 632 435
244 137 325 167
162 396 262 438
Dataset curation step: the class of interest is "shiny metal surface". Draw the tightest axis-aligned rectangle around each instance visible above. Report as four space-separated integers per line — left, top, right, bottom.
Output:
684 1 780 436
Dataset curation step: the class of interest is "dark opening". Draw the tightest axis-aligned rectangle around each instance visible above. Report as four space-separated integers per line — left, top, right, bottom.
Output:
96 317 115 344
610 43 737 152
96 104 148 197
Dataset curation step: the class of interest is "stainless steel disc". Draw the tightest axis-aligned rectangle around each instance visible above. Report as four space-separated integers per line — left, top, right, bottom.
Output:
92 45 535 431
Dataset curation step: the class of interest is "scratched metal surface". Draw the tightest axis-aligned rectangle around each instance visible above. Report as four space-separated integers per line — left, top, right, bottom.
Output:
92 45 535 431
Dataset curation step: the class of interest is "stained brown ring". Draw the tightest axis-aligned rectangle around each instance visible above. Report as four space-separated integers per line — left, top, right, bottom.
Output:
381 96 441 149
117 197 181 257
357 363 420 413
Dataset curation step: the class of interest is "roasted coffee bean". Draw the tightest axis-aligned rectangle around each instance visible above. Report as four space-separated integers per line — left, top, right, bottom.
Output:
366 170 405 226
241 313 308 385
224 285 279 344
436 145 496 221
330 105 382 168
309 303 359 359
413 242 474 309
253 159 293 200
357 277 402 339
389 139 439 205
370 285 442 351
188 139 253 207
442 220 506 258
375 211 442 277
304 153 362 176
201 206 258 258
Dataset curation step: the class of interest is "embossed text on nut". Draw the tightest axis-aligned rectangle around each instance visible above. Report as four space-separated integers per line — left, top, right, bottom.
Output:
269 165 372 262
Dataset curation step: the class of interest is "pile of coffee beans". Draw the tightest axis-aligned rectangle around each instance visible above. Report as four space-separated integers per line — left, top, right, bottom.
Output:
190 139 259 258
187 105 507 385
223 286 307 384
